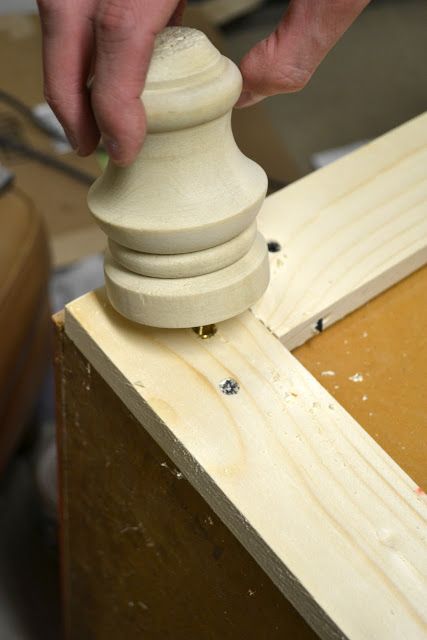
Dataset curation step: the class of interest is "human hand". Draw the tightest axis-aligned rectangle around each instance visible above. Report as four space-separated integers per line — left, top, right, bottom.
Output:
37 0 370 167
236 0 371 107
36 0 186 165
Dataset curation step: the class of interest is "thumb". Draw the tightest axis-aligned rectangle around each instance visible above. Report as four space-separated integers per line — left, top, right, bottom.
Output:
236 0 370 108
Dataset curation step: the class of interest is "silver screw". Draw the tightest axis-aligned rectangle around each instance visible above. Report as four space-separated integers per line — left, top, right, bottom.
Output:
219 378 240 395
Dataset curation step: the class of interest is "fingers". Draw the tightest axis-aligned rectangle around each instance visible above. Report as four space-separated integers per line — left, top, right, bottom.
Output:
236 0 371 108
91 0 182 166
169 0 187 26
37 0 100 155
37 0 185 164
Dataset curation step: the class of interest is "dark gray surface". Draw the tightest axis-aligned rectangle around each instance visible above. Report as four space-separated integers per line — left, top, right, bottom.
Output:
0 452 60 640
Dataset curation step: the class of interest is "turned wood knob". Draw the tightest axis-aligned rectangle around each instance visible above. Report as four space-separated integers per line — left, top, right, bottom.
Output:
89 27 270 328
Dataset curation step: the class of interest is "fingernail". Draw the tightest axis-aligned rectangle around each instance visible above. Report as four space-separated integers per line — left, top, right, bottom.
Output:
103 136 121 162
235 91 265 108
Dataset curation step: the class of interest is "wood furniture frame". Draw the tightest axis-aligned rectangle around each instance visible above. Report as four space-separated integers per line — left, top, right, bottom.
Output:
57 114 427 639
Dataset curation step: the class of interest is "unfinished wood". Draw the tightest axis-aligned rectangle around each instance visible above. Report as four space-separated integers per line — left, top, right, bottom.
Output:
108 222 257 279
55 315 317 640
253 112 427 349
294 264 427 490
104 234 269 329
90 27 269 328
65 289 427 640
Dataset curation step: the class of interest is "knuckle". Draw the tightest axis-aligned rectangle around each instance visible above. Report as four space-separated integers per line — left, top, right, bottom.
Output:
96 1 136 39
241 35 313 96
276 64 312 93
262 34 313 92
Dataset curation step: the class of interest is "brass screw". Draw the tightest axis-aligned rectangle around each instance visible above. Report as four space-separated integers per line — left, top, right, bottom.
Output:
192 324 218 339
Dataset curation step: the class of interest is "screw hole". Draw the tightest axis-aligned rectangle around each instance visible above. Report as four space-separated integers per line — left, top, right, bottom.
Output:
267 240 281 253
315 318 324 333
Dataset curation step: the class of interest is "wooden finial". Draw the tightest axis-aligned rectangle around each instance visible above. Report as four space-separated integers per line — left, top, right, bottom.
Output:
89 27 270 328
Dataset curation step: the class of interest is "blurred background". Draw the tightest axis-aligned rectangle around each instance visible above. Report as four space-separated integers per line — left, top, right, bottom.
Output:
0 0 426 637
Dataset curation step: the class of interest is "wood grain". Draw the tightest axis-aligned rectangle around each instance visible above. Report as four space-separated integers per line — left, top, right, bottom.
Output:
55 315 317 640
253 113 427 348
90 27 269 328
65 289 427 640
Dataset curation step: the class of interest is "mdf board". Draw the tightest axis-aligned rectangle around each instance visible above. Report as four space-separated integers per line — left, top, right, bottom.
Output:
295 265 427 489
58 115 427 639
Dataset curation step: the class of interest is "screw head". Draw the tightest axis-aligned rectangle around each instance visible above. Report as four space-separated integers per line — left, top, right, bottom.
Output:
267 240 281 253
219 378 240 395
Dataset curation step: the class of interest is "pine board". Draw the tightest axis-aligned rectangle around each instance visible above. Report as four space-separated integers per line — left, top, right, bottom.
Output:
253 113 427 348
55 318 318 639
65 290 427 640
